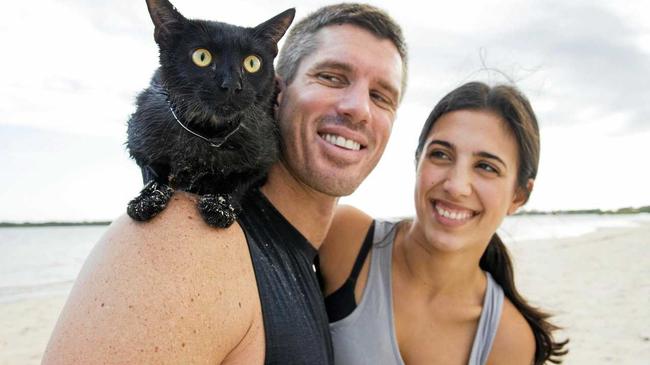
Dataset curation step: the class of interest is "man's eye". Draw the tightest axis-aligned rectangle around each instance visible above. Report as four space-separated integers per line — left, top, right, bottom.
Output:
370 92 394 109
317 73 343 85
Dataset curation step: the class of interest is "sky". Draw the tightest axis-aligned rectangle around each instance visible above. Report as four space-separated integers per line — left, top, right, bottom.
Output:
0 0 649 222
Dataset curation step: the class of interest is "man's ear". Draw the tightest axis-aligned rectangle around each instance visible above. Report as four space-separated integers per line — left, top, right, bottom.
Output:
508 179 534 215
274 76 286 120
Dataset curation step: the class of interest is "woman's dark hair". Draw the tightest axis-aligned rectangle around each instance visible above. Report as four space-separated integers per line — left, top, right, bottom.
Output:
415 82 568 364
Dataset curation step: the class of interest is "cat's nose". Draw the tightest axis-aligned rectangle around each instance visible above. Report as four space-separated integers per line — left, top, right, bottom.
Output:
220 76 242 94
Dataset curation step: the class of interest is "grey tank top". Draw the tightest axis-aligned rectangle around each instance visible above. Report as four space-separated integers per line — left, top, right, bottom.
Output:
330 220 504 365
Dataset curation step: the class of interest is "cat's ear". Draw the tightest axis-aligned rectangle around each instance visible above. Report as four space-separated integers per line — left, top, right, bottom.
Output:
145 0 187 45
253 8 295 52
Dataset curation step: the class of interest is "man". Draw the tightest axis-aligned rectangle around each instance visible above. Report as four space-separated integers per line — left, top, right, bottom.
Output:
43 3 407 364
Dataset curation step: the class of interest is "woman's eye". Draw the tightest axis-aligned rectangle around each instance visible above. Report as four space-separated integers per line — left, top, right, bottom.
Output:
478 162 499 174
191 48 212 67
243 55 262 73
429 150 450 160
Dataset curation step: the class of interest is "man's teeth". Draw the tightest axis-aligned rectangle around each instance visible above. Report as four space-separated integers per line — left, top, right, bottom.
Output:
435 203 473 221
322 134 361 151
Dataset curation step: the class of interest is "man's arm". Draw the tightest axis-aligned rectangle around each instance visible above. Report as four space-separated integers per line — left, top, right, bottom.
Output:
42 192 259 364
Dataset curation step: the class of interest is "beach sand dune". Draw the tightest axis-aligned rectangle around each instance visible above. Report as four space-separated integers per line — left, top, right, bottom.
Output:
1 222 648 364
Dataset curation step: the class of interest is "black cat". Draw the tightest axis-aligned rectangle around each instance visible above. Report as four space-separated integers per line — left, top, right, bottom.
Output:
126 0 294 228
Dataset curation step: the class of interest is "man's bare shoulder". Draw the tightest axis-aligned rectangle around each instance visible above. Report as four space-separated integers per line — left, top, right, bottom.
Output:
487 297 536 365
43 192 261 364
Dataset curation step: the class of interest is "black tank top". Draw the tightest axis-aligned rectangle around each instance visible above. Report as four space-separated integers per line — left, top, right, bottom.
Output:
238 188 334 365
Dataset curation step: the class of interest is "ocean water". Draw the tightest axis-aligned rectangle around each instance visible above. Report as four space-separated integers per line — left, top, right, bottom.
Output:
1 214 649 303
498 213 650 242
0 225 106 303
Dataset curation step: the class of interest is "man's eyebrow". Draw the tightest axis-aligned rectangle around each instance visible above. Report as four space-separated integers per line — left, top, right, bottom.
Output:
311 60 353 73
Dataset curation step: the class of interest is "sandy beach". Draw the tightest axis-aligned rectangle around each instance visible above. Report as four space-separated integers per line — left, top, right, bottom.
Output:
508 221 650 364
1 221 648 364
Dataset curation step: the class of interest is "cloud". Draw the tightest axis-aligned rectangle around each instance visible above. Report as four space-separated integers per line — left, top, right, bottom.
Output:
398 1 650 134
496 2 650 132
1 0 649 220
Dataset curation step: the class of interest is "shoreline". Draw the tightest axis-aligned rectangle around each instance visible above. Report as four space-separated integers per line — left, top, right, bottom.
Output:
2 211 649 228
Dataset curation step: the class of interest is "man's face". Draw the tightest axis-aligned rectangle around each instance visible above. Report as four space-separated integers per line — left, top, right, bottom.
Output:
276 24 403 197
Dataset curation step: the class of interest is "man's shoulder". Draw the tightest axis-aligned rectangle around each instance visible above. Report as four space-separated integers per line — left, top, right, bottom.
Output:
102 192 252 279
43 192 261 364
100 192 257 317
117 191 247 244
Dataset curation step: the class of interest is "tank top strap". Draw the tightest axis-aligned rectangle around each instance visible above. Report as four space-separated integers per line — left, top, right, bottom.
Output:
362 220 398 302
468 272 505 365
329 219 405 365
348 220 376 283
366 220 399 308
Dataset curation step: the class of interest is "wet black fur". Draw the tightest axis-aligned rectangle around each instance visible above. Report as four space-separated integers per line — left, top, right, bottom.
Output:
126 0 294 227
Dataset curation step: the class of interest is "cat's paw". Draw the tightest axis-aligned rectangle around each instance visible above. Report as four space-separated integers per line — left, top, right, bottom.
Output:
127 181 174 221
198 194 239 228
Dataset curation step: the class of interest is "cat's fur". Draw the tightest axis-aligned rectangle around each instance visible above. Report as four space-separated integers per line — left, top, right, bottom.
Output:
126 0 294 227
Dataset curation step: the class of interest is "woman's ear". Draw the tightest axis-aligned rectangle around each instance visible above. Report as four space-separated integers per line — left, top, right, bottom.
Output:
508 178 534 215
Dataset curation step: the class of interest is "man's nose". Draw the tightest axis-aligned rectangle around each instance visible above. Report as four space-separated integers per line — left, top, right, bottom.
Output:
443 165 472 198
335 82 371 125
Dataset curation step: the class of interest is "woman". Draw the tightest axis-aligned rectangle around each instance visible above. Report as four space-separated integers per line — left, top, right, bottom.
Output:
318 82 568 364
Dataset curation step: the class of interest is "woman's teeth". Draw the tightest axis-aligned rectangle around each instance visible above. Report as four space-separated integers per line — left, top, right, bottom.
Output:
321 133 361 151
435 203 473 221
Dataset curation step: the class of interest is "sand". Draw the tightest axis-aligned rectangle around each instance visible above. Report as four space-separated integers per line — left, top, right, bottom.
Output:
0 295 67 365
508 222 650 364
1 222 648 364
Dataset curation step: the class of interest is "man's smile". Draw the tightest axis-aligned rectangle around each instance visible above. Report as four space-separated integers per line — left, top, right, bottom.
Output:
319 133 362 151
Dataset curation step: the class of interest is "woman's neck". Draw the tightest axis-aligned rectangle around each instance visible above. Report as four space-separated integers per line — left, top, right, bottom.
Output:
395 221 488 302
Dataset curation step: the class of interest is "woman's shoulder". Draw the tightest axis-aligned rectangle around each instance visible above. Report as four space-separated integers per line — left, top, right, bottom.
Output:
322 205 374 253
487 297 536 365
319 205 374 295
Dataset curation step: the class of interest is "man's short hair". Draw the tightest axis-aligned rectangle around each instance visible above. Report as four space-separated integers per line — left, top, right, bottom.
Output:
276 3 408 100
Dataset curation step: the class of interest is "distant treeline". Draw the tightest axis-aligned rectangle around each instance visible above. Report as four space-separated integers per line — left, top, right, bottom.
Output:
0 221 111 227
2 206 650 226
517 206 650 215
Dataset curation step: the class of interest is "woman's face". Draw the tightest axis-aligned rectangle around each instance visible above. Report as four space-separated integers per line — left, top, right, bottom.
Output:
413 109 529 253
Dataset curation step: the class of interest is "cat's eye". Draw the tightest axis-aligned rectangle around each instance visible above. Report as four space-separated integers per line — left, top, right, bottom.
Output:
243 55 262 73
192 49 212 67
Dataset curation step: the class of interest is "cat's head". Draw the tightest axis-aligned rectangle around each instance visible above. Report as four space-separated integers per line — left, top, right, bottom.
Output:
145 0 294 128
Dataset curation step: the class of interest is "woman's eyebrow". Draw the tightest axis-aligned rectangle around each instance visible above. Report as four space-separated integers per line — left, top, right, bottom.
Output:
475 151 507 169
427 139 453 149
428 139 508 168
